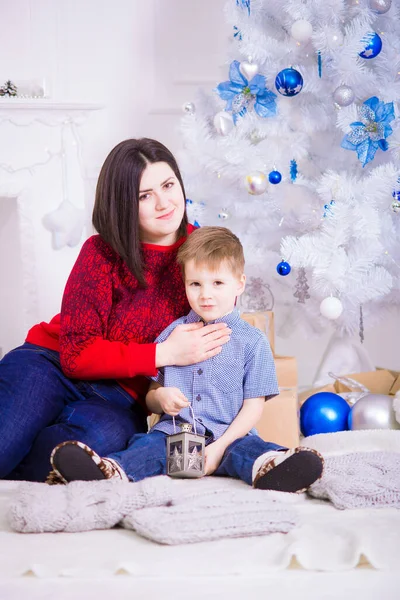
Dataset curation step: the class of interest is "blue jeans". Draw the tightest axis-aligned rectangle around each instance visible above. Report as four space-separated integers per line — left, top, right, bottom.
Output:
0 343 147 481
109 431 285 486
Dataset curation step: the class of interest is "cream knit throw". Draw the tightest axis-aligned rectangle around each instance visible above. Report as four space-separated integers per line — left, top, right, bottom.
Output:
309 452 400 509
8 476 298 544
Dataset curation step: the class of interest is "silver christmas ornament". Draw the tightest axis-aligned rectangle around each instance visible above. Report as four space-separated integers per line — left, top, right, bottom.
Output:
182 102 195 115
218 208 231 220
213 111 234 136
391 199 400 213
244 171 268 195
349 394 400 430
239 60 259 82
369 0 392 14
333 84 355 107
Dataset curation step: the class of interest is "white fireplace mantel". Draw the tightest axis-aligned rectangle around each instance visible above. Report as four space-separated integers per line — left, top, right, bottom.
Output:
0 99 103 111
0 100 104 354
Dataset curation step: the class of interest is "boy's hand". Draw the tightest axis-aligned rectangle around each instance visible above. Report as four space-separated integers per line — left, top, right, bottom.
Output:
204 440 226 475
154 387 190 416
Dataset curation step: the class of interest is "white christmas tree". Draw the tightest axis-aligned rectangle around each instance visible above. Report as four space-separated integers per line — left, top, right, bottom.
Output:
178 0 400 345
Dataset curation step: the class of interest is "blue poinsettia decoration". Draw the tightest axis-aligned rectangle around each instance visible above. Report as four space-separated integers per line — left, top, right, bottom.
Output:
341 96 395 167
215 60 277 124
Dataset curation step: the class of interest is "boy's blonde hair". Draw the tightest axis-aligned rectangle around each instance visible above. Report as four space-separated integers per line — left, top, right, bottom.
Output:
177 226 245 278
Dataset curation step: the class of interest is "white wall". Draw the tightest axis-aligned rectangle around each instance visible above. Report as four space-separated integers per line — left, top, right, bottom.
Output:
0 0 398 383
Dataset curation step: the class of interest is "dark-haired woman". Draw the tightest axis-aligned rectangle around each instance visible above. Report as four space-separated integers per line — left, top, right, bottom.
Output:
0 138 231 482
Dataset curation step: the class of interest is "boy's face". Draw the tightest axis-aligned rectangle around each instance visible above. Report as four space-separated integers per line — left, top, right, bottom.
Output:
184 259 246 322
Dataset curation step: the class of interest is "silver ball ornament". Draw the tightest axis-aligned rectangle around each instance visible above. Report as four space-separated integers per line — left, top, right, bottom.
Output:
391 199 400 213
213 111 234 136
244 171 268 195
369 0 392 14
290 20 313 43
349 394 400 430
320 296 343 320
333 85 355 107
218 209 231 221
183 102 195 115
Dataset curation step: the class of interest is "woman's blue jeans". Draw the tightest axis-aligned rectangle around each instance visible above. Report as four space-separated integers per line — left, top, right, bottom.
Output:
109 430 285 486
0 343 147 481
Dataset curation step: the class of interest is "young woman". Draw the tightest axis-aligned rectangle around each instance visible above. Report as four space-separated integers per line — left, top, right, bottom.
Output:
0 138 231 482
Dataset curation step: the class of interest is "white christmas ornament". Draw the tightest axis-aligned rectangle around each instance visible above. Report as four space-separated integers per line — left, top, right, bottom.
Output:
320 296 343 320
213 111 234 136
369 0 392 13
183 102 195 115
333 85 355 107
244 171 268 195
239 61 259 82
291 20 313 43
42 200 85 250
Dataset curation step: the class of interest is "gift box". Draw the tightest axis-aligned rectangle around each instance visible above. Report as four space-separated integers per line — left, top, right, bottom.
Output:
240 311 275 355
255 355 300 448
299 367 400 406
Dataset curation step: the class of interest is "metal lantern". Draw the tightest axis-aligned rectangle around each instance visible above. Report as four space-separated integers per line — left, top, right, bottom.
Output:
167 420 205 479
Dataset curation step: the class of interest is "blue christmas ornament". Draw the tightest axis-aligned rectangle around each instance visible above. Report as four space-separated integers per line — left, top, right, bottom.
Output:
359 32 382 59
276 260 291 276
216 60 277 124
290 159 298 182
341 96 394 167
275 68 303 97
268 170 282 184
300 392 350 437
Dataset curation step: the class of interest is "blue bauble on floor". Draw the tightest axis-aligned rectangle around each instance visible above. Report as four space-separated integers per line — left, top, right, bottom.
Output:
300 391 350 436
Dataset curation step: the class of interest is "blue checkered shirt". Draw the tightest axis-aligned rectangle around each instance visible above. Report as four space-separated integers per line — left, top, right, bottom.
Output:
150 308 279 441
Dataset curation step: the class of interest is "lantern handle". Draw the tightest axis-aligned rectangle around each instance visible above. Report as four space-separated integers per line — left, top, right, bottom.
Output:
172 403 197 435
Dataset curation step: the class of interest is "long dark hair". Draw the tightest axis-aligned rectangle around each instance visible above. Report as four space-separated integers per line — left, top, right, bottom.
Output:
92 138 188 286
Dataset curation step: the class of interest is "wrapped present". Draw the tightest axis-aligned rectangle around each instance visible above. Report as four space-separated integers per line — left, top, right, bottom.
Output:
256 355 299 448
240 311 275 355
299 367 400 406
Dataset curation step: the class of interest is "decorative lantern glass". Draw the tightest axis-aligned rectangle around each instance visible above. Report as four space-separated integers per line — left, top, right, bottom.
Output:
167 416 205 478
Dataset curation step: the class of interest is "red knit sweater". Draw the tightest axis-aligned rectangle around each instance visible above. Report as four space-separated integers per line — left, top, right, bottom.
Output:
26 225 195 408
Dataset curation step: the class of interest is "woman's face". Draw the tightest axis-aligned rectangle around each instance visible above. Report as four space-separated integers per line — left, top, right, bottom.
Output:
138 161 185 245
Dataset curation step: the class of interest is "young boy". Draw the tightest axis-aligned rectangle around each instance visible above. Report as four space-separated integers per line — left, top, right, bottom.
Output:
48 227 324 492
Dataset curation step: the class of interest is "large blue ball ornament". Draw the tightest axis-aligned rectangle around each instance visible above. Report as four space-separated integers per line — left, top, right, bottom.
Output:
359 32 382 59
300 392 350 436
275 68 303 97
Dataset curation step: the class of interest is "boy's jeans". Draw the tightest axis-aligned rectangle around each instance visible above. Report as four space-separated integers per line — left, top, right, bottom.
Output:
109 430 285 485
0 343 147 481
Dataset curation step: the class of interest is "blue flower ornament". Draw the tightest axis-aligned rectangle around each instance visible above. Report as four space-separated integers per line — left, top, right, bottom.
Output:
216 60 277 123
341 96 395 167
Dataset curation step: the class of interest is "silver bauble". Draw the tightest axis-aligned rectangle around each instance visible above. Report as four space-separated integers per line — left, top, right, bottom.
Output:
218 209 231 221
391 199 400 213
349 393 400 430
182 102 195 115
213 111 234 136
369 0 392 14
244 171 268 195
333 85 355 107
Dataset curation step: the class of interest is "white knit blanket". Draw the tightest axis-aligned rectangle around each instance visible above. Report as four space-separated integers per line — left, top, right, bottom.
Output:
8 476 298 543
8 430 400 544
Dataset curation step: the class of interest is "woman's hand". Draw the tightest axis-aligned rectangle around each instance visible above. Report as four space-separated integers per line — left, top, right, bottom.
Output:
156 322 231 367
153 387 190 416
204 440 226 475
